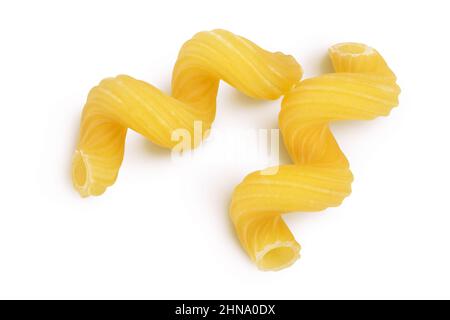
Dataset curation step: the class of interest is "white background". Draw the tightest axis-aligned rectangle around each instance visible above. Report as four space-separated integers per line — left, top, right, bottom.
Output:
1 0 449 299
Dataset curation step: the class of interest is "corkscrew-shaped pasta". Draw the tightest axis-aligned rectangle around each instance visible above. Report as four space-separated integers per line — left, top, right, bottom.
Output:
72 29 302 196
230 43 400 271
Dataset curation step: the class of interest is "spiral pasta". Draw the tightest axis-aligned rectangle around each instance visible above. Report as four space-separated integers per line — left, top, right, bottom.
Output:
230 43 400 271
72 29 302 197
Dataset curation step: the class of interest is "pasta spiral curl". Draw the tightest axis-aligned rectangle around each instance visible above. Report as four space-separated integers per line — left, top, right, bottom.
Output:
230 43 400 271
72 29 302 197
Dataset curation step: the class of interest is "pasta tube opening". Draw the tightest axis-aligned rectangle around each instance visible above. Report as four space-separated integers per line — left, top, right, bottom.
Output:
71 150 107 197
330 42 373 55
256 241 300 271
328 42 396 77
231 43 399 271
72 151 89 194
72 152 87 188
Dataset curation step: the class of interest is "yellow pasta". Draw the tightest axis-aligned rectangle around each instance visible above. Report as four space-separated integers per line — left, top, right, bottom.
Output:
72 29 302 197
73 33 400 272
230 43 400 271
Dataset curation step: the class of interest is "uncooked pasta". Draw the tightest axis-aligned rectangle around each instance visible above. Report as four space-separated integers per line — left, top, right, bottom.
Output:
230 43 400 271
71 29 302 197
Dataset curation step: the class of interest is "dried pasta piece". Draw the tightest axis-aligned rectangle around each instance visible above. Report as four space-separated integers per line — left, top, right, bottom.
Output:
230 43 400 271
72 29 302 197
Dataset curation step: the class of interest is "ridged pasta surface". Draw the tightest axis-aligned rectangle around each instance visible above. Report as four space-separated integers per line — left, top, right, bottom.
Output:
230 43 400 271
72 29 302 196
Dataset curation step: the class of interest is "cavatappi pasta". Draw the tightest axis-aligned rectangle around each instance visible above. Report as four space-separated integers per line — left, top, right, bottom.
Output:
72 30 302 196
72 33 400 272
230 43 400 271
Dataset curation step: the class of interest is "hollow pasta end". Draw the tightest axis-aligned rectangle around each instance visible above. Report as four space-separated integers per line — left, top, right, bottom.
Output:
72 151 90 197
256 241 301 271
